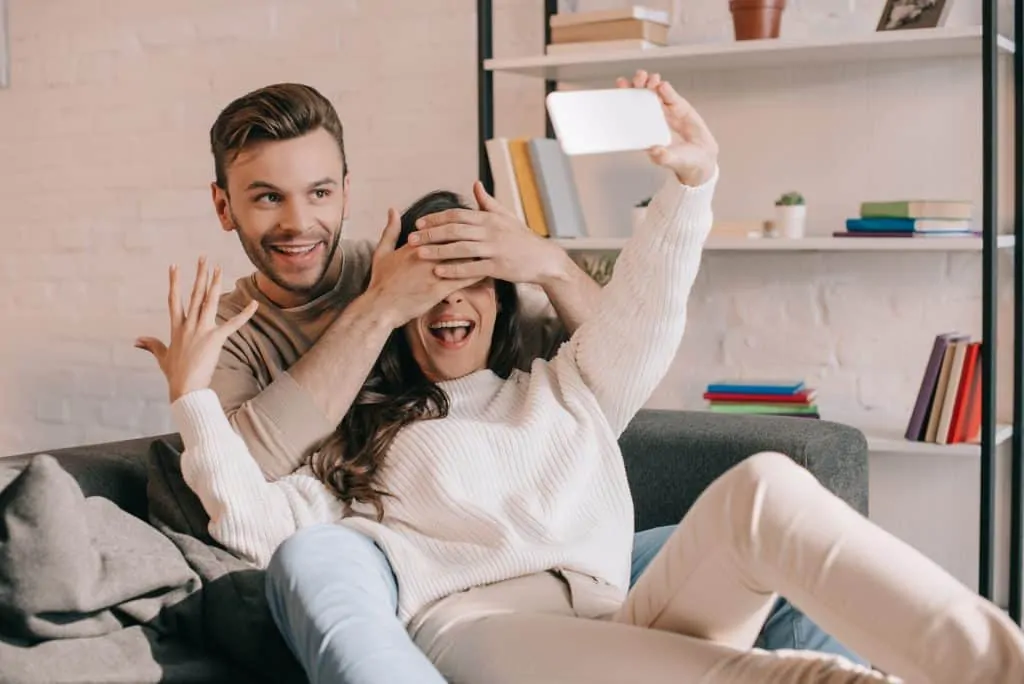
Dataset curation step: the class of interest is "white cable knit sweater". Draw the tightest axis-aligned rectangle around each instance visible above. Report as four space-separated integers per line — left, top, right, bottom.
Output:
172 169 717 624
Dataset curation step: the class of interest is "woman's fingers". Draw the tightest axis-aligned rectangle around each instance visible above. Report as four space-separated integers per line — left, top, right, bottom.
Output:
220 300 259 339
168 265 183 329
186 257 209 326
134 336 168 362
200 266 222 328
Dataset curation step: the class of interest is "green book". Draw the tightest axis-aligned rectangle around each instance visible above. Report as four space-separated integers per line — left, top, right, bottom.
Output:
860 200 972 220
709 404 819 414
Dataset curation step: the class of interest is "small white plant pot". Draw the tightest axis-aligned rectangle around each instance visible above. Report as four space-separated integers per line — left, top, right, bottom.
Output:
632 206 648 232
775 204 807 238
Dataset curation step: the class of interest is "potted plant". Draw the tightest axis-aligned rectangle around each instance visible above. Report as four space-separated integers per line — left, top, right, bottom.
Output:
774 191 806 238
729 0 787 41
633 197 651 232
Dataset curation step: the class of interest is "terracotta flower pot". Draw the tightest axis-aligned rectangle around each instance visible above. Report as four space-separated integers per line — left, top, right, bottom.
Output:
729 0 786 41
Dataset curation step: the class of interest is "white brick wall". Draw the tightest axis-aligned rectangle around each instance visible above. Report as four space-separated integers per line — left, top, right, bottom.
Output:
0 0 1013 455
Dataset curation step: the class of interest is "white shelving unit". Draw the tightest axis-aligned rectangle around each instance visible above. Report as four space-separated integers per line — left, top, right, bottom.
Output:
554 235 1017 252
847 421 1014 457
487 25 1018 458
486 26 1015 82
478 3 1022 618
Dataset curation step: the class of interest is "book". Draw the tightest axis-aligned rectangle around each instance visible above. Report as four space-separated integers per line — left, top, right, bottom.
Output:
845 218 972 233
703 390 816 404
935 339 969 444
706 380 805 395
484 138 526 224
527 139 587 239
709 404 819 415
550 19 669 45
833 231 976 238
905 333 959 441
507 139 549 238
958 351 983 443
545 39 660 55
947 342 980 443
549 6 670 28
859 200 972 220
924 334 969 442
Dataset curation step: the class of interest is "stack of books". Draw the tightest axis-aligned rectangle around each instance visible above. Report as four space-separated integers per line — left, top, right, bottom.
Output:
905 332 982 444
546 5 670 56
703 380 820 419
834 200 975 239
485 137 587 240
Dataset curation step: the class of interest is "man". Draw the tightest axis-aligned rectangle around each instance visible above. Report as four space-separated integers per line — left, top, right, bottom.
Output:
175 77 862 680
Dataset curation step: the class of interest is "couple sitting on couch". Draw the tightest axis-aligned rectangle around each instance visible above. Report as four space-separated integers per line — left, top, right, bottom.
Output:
135 73 1024 683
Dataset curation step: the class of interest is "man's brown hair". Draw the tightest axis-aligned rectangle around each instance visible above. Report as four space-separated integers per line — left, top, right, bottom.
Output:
209 83 348 189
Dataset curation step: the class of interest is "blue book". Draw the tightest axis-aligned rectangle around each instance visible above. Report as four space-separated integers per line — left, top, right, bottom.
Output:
706 380 805 395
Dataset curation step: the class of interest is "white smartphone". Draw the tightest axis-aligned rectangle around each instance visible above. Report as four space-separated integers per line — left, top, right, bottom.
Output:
545 88 672 156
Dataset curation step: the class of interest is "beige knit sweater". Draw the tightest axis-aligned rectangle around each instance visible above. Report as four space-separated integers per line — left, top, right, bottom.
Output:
172 169 717 624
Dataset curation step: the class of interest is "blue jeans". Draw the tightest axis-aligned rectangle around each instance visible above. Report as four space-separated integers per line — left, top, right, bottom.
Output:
266 524 862 684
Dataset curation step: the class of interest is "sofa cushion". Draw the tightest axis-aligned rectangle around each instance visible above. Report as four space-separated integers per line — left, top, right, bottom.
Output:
147 435 215 544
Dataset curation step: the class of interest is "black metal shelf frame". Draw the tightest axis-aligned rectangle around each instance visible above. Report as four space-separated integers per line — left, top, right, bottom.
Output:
477 0 1024 624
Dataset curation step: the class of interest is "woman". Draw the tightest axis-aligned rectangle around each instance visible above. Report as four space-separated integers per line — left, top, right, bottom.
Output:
139 74 1024 684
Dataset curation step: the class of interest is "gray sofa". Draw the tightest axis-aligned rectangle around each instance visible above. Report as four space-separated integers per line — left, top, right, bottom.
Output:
0 409 868 683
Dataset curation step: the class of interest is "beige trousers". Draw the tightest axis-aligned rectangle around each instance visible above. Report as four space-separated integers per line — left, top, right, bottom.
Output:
408 452 1024 684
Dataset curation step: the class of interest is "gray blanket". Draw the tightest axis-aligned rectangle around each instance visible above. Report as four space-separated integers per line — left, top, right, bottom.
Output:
0 454 199 642
0 454 242 683
0 446 306 683
146 437 306 682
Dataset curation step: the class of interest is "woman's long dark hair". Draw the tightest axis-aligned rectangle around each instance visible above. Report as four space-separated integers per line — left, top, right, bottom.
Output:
310 190 524 519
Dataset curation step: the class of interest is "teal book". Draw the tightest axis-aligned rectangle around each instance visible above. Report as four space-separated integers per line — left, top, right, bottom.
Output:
846 218 971 232
706 380 805 396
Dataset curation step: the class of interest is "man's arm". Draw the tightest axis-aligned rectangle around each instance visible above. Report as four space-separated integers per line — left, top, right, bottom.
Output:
213 291 396 480
283 290 395 432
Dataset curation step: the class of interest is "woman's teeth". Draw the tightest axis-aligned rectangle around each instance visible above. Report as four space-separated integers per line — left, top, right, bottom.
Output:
429 320 472 329
429 321 473 343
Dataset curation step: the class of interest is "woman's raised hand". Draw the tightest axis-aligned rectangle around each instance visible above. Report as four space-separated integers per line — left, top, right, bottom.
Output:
136 257 258 402
616 70 719 187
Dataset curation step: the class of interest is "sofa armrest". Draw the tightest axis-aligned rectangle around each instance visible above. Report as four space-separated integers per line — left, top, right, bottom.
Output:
619 410 868 532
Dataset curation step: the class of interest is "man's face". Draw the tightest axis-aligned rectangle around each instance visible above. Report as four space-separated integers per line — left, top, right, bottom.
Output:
212 128 349 307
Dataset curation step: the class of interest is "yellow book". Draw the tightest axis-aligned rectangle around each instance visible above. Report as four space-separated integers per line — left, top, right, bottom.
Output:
507 138 549 238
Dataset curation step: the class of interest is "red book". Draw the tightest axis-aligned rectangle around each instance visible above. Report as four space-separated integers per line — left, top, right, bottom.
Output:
703 390 816 405
959 348 984 443
947 342 979 443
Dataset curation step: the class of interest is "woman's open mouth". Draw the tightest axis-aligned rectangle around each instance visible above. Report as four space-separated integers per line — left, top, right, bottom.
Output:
427 320 476 350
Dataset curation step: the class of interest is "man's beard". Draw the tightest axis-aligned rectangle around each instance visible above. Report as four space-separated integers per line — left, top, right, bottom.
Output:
231 208 343 298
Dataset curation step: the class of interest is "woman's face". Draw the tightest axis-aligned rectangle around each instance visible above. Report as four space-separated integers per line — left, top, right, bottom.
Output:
404 279 499 383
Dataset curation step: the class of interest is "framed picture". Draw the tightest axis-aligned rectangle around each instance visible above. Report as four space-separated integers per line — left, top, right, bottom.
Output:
876 0 952 31
0 0 8 88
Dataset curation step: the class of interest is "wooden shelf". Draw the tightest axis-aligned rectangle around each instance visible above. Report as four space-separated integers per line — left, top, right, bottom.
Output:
486 27 1015 83
555 235 1015 252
